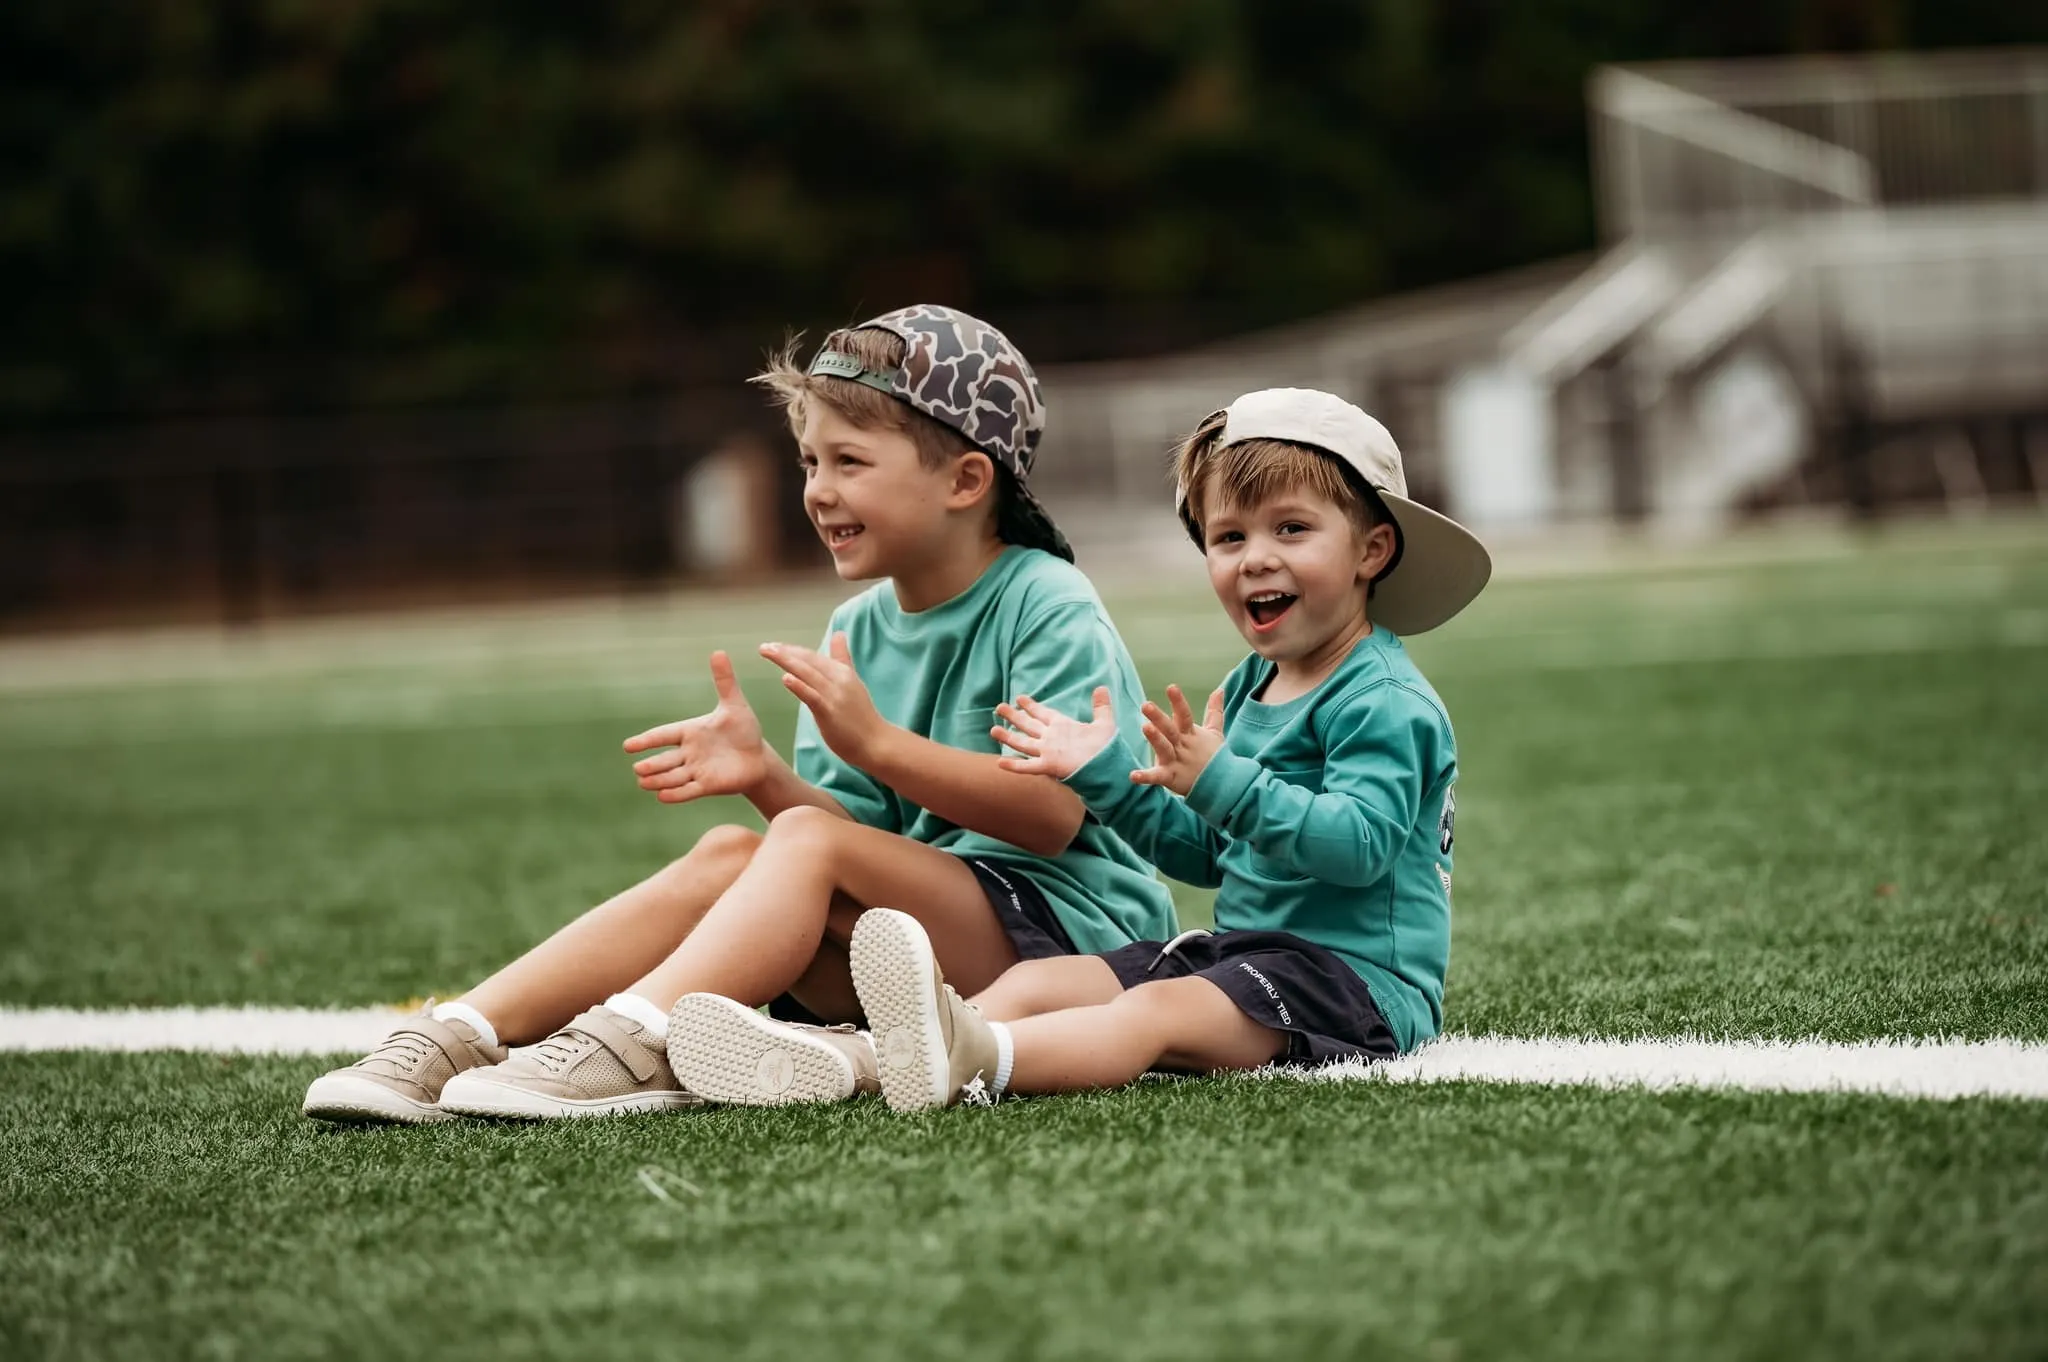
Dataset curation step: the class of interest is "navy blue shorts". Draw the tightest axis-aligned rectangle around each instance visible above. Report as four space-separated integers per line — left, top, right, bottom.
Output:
1097 929 1400 1065
769 857 1074 1026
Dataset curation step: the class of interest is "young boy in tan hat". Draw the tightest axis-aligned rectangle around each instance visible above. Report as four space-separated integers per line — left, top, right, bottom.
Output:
301 306 1177 1123
807 387 1491 1108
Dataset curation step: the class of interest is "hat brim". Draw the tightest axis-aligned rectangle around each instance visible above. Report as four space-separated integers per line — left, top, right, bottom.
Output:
1004 478 1075 563
1370 492 1491 635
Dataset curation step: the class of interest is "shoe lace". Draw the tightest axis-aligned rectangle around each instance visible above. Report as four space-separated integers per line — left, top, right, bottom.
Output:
525 1027 592 1074
960 1073 994 1107
363 1028 437 1072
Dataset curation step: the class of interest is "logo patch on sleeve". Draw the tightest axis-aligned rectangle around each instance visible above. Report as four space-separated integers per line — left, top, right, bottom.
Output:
1438 786 1456 855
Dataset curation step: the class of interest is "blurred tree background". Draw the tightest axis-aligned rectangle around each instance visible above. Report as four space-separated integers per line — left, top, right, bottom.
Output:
4 0 2045 427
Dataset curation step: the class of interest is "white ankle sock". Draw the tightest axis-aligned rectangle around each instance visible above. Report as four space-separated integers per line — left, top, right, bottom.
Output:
603 991 670 1037
987 1021 1015 1098
431 1000 499 1050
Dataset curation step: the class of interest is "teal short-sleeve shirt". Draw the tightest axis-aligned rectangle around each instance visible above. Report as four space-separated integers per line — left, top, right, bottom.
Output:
793 546 1178 955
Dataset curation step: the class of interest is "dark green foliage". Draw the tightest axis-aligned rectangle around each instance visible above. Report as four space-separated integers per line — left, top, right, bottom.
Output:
6 2 2048 419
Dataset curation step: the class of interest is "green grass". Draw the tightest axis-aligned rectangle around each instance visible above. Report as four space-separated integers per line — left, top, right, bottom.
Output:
4 1054 2046 1362
3 525 2043 1038
3 521 2048 1361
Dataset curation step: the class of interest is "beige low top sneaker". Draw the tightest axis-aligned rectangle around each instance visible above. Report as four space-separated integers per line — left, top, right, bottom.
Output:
303 1003 506 1125
436 1006 702 1120
668 993 879 1106
849 909 1003 1111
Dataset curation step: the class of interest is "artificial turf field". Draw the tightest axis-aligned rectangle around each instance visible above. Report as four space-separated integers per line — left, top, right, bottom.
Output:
3 519 2046 1360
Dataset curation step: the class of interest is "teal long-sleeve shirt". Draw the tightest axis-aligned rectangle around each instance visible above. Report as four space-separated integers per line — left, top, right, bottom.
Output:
1064 629 1459 1051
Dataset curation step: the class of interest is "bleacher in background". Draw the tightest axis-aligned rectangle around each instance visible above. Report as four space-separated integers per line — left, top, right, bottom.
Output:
1036 48 2048 566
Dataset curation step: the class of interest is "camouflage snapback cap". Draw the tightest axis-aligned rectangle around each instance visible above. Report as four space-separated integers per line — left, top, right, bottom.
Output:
807 304 1072 562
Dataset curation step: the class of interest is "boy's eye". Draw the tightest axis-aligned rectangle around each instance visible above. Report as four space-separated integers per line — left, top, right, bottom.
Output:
1211 530 1244 546
1277 522 1308 536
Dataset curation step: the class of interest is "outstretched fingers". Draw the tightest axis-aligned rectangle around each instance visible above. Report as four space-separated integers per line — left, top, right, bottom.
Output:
622 719 684 754
1166 684 1195 732
631 747 686 776
1013 693 1066 725
1140 718 1178 767
993 701 1045 738
638 760 698 791
759 642 827 687
990 723 1041 757
708 650 745 706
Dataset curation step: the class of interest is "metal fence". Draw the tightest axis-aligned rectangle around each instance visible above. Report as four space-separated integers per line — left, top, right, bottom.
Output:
0 392 812 628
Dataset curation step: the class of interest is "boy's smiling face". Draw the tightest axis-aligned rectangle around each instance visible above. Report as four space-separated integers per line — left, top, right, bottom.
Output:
1200 484 1397 670
798 402 987 587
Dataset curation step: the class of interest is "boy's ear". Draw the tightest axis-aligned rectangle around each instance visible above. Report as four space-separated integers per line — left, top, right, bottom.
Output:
1356 522 1399 584
945 450 997 511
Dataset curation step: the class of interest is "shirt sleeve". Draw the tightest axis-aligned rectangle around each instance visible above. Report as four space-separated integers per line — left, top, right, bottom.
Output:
1063 736 1228 887
790 622 901 833
1182 681 1431 887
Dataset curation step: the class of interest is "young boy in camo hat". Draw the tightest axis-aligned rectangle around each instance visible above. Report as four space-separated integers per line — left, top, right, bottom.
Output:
303 305 1178 1122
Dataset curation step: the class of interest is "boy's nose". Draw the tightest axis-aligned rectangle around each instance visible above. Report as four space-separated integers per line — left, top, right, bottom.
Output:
1241 544 1282 573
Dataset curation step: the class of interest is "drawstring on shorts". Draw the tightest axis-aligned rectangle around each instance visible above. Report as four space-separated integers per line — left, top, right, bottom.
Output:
1144 928 1214 975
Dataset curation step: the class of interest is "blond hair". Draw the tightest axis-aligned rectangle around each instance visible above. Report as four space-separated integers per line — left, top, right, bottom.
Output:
1173 408 1390 543
752 327 968 471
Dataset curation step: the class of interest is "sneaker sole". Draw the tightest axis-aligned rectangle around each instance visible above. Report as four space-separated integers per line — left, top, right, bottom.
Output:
668 994 857 1106
435 1072 702 1120
302 1073 452 1126
849 909 951 1112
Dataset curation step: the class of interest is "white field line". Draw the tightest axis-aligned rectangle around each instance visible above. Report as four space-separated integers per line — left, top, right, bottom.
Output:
1280 1034 2048 1101
5 1007 2047 1100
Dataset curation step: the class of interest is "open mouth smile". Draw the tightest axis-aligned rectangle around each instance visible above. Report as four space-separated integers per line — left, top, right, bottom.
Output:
1245 591 1297 632
820 523 866 553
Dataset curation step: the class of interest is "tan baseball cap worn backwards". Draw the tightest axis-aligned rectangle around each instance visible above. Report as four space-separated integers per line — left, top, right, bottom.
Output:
1178 387 1492 635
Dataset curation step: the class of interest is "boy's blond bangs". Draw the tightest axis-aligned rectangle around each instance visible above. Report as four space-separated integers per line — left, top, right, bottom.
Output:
753 329 965 471
1174 412 1381 539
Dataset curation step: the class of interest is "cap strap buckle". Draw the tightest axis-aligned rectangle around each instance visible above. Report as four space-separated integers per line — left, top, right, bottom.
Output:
807 349 898 395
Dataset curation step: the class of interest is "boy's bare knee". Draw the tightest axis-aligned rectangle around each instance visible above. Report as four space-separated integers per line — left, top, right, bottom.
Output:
697 823 762 860
1120 977 1284 1071
1111 977 1222 1033
667 824 760 878
766 804 841 844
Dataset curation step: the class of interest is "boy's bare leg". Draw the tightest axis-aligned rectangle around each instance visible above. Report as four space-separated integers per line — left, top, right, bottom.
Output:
971 955 1124 1023
628 806 1019 1014
1002 977 1286 1093
459 824 764 1044
777 929 858 1022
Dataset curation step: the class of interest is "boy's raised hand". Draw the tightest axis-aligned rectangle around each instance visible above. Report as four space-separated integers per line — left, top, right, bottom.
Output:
760 633 889 767
1133 684 1226 796
992 687 1120 779
623 651 768 804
